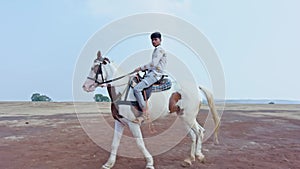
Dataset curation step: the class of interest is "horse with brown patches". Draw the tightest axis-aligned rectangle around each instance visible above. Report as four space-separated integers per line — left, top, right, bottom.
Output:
82 52 220 169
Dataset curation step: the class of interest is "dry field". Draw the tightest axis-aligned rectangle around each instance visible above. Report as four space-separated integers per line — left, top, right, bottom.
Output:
0 102 299 169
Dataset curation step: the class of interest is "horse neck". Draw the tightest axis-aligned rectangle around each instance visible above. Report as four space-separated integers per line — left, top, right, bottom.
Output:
106 63 130 100
104 63 117 81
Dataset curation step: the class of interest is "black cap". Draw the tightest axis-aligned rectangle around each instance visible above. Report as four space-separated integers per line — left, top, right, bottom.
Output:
150 32 161 39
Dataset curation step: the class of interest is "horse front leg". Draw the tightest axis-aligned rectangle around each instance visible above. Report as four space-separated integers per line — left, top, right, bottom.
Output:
127 120 155 169
102 120 124 169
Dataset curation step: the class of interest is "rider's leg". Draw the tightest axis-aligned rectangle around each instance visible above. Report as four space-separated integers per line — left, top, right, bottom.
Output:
133 80 148 111
133 73 157 123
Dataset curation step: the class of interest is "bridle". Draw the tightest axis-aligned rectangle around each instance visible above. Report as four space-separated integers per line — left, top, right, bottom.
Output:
87 61 105 84
87 59 135 85
95 62 105 84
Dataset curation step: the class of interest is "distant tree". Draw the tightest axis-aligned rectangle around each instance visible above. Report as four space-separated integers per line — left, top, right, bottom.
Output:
31 93 40 101
94 94 110 102
31 93 52 102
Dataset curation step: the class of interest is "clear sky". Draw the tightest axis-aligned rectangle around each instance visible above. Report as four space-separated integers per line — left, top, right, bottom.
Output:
0 0 299 101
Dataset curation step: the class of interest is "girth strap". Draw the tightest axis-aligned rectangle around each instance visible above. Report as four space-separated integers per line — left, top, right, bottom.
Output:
116 100 139 106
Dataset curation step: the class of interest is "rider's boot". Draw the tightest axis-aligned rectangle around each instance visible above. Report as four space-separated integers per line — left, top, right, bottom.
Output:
133 108 149 125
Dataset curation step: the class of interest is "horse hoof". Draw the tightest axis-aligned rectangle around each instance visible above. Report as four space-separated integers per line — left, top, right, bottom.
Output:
146 165 155 169
102 162 114 169
145 157 154 169
181 159 192 167
196 154 205 163
102 165 110 169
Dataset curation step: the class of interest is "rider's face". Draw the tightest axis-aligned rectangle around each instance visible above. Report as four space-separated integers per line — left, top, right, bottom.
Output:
151 38 161 47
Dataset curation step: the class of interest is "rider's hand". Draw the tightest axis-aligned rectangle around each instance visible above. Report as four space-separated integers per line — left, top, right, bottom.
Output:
134 67 141 72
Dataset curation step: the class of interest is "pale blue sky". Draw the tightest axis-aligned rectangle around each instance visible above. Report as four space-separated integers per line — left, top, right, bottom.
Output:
0 0 299 101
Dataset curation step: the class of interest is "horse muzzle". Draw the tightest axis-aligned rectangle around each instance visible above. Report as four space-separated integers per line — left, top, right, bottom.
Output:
82 83 97 92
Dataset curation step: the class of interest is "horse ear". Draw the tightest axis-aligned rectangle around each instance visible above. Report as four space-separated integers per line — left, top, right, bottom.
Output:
103 57 111 65
97 51 102 59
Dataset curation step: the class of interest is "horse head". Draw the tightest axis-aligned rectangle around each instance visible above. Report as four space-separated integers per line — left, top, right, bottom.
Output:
82 51 112 92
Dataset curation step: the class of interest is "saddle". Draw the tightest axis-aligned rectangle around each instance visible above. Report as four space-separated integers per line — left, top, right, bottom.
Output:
113 74 172 112
130 74 172 100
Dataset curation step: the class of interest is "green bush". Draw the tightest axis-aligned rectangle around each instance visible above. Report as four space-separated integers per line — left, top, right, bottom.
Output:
31 93 52 102
94 94 110 102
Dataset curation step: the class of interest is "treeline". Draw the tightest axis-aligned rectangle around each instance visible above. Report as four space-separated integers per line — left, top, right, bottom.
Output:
30 93 110 102
31 93 52 102
94 94 110 102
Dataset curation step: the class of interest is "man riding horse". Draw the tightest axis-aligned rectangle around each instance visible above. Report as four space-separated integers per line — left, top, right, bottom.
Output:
82 32 221 168
133 32 167 124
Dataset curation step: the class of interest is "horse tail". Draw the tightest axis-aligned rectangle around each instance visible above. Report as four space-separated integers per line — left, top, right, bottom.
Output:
198 86 220 144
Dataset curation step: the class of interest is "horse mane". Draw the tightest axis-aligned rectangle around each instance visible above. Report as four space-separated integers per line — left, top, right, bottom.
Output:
103 57 111 64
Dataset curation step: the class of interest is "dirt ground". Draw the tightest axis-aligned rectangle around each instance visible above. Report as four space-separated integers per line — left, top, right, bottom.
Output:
0 102 299 169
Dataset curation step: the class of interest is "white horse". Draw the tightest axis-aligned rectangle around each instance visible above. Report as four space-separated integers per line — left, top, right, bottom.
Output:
82 55 220 169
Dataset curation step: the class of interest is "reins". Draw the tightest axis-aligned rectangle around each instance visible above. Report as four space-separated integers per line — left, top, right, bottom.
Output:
88 63 156 132
87 70 136 85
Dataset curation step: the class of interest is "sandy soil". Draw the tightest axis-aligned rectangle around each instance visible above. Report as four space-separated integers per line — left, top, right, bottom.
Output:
0 102 299 169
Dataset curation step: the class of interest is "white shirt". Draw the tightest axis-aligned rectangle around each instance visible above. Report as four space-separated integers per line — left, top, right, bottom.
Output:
141 46 167 77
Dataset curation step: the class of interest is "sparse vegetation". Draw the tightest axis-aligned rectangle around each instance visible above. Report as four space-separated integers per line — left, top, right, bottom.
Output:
31 93 52 102
94 94 110 102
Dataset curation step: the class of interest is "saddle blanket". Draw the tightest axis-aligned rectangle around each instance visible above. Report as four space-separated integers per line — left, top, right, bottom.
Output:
152 78 172 92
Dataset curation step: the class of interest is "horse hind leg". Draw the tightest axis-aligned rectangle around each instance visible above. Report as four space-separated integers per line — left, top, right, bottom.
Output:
181 126 197 167
181 122 206 167
102 120 124 169
194 121 205 163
